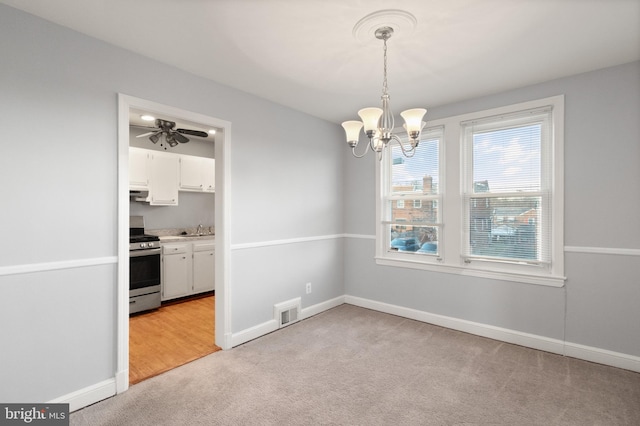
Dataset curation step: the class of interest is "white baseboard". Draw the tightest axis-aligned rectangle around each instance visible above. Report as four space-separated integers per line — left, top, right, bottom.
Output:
115 369 128 394
49 378 116 412
300 295 345 320
231 319 279 347
564 341 640 373
231 295 346 347
345 295 640 373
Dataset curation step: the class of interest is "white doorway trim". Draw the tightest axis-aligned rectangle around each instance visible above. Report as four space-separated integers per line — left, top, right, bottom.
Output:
116 94 232 394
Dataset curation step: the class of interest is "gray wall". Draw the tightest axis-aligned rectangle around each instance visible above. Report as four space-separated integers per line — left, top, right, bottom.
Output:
0 4 344 403
344 61 640 357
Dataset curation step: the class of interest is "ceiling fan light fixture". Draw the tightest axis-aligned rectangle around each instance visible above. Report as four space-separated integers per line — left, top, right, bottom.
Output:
166 134 178 147
149 133 160 144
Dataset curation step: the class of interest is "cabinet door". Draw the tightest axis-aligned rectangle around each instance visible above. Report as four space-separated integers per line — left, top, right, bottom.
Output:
163 253 191 300
202 158 215 192
193 249 215 293
129 147 150 190
180 155 204 191
150 152 179 205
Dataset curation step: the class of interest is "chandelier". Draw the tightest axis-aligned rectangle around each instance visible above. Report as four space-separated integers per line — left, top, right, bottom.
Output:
341 24 426 160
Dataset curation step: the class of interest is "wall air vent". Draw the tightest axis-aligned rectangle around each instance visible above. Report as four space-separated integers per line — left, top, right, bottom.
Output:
274 297 301 329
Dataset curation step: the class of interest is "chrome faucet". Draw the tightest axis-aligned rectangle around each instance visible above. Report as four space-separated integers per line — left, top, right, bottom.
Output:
196 224 204 235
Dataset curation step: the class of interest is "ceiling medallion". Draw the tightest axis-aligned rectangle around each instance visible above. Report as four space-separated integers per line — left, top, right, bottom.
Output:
352 9 417 42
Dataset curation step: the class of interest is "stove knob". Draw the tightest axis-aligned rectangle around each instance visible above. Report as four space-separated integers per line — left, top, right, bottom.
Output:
140 243 147 248
148 242 155 248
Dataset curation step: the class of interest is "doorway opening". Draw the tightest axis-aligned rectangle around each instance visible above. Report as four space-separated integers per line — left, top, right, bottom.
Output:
117 95 231 393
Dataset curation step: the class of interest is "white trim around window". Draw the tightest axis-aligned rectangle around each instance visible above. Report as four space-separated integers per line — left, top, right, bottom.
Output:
375 95 566 287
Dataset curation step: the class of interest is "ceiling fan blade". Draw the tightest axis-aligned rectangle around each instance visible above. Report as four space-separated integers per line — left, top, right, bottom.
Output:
177 128 208 138
136 131 157 138
172 131 190 144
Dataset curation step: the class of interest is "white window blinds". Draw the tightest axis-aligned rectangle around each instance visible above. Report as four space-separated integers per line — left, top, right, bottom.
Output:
461 107 553 266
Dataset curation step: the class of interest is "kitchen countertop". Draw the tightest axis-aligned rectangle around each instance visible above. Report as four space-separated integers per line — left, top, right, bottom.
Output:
158 235 215 243
147 226 215 243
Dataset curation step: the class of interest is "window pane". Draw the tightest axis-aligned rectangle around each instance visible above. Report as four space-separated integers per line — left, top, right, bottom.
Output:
391 138 439 194
390 226 439 254
390 200 438 224
473 124 541 193
469 196 540 261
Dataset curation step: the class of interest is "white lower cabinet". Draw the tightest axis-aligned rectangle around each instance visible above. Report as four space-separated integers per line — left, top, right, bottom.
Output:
162 243 191 300
162 240 215 301
193 242 215 293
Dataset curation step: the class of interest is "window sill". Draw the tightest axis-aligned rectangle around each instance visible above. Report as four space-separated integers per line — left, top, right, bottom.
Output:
375 256 566 287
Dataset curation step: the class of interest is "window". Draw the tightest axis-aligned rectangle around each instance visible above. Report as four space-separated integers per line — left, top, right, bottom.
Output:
462 107 551 266
379 127 443 259
376 96 564 286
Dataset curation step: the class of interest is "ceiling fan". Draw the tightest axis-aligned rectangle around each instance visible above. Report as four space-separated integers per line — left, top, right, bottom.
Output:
136 118 209 149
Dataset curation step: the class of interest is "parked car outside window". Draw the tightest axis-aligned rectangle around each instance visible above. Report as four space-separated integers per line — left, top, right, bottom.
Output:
390 238 420 252
417 242 438 254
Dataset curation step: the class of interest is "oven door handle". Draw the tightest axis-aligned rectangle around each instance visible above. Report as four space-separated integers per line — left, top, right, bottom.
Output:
130 247 162 257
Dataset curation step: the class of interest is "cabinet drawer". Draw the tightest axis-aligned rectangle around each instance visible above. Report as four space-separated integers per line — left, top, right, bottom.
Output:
162 244 189 255
193 242 215 252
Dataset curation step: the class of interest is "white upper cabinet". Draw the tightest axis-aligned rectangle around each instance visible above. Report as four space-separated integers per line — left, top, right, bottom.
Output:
202 157 215 192
179 154 215 193
130 148 214 204
179 155 204 191
149 151 179 206
129 147 150 190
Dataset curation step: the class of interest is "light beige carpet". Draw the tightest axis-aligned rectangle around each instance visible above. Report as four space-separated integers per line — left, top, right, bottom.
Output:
71 304 640 425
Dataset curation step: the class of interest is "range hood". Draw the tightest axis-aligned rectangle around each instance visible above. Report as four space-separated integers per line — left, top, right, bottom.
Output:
129 190 150 203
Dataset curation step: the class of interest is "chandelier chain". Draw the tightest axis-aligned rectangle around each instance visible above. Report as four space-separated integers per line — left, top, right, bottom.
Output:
382 37 388 96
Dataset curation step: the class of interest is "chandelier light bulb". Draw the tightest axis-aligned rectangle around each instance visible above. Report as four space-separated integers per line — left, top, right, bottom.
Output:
400 108 427 139
341 121 364 147
358 107 383 137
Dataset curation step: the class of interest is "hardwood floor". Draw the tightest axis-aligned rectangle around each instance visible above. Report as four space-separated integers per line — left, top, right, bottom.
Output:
129 294 221 385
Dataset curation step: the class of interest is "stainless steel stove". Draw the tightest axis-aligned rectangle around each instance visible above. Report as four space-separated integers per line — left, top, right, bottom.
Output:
129 216 161 314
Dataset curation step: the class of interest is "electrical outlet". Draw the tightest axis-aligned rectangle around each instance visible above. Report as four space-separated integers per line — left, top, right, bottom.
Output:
306 282 312 294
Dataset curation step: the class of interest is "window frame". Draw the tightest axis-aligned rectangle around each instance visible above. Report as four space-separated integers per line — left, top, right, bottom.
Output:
375 96 565 287
377 126 444 265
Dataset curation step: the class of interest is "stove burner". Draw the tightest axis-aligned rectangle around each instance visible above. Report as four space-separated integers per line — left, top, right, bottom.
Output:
130 234 160 243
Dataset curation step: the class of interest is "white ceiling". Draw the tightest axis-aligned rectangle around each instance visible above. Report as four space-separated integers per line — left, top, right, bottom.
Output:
3 0 639 124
